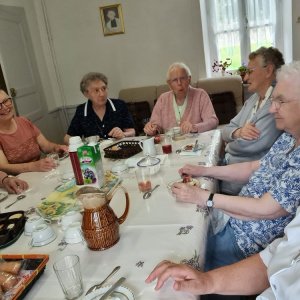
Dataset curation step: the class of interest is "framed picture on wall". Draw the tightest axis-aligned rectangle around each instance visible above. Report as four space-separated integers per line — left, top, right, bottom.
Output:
99 4 125 36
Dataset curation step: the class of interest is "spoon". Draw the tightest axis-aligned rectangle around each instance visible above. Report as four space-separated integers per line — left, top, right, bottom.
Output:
143 184 160 199
85 266 121 295
5 194 26 209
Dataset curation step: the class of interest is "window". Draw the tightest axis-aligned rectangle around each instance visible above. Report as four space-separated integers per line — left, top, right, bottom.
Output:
200 0 292 76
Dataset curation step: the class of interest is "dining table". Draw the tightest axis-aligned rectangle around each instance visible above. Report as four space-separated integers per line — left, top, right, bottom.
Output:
0 129 223 300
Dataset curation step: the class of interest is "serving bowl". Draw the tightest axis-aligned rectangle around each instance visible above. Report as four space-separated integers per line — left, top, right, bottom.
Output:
137 156 161 175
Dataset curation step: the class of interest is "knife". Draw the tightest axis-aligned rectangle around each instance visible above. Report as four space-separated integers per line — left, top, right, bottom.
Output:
99 277 126 300
193 139 199 152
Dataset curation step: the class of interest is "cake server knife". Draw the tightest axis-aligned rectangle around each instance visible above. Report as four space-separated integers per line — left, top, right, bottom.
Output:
99 277 126 300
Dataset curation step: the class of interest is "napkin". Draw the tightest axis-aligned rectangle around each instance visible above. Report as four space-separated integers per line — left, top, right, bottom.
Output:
179 150 202 156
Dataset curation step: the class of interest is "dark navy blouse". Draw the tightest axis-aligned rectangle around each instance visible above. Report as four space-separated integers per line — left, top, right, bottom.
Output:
67 99 134 139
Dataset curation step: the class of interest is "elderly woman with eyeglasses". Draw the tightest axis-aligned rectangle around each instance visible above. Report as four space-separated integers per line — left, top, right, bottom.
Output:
0 89 68 175
221 47 285 195
64 72 135 144
143 62 219 135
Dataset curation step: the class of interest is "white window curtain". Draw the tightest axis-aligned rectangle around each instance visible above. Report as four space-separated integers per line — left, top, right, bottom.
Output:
200 0 292 77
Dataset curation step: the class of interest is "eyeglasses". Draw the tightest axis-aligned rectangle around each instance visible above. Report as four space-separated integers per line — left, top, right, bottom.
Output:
169 76 189 84
0 97 13 110
270 96 298 110
88 86 108 94
245 65 267 75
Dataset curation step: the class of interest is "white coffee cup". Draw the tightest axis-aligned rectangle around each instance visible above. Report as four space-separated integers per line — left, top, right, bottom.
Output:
139 137 156 156
64 222 84 244
30 223 56 247
24 215 48 236
58 211 82 231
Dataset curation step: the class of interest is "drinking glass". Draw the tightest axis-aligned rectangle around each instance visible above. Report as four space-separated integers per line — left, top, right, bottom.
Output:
162 134 173 154
135 166 152 193
53 255 83 299
47 152 60 168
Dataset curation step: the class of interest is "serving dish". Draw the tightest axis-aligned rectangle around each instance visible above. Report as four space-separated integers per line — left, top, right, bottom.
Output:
84 285 135 300
103 140 142 159
36 200 78 222
0 254 49 300
0 211 26 249
37 184 80 221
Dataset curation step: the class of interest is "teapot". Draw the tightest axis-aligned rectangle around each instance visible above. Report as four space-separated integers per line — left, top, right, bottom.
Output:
139 137 156 156
76 185 129 250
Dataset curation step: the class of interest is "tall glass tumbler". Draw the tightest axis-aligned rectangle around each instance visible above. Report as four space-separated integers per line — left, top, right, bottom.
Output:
53 255 83 299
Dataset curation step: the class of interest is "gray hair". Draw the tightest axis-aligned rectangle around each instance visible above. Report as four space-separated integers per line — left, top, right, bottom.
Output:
276 61 300 87
166 62 192 81
249 47 285 72
80 72 108 94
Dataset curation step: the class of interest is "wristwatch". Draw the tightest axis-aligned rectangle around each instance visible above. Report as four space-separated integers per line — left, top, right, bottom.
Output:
207 193 214 208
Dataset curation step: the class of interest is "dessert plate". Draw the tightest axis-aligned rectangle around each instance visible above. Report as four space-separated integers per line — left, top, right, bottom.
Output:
181 143 204 152
84 285 135 300
0 191 8 202
167 178 200 190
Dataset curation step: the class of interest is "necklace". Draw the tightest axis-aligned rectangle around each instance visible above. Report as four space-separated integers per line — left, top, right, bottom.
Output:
173 97 187 125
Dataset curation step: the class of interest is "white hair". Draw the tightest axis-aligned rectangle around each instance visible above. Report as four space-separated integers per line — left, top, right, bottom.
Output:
276 61 300 85
166 62 191 81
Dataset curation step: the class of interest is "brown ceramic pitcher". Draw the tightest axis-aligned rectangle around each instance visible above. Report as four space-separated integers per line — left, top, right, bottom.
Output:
76 185 129 250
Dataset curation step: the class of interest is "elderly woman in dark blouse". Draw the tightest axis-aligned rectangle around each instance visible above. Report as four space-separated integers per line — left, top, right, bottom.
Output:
64 72 135 143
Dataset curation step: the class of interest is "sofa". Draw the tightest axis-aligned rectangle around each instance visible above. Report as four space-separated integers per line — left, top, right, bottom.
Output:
119 75 244 135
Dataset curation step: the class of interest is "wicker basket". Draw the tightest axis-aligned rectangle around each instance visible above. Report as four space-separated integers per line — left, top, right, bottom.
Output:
103 140 142 159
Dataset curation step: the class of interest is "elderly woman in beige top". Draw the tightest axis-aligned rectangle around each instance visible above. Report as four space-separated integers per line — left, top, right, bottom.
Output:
144 62 218 135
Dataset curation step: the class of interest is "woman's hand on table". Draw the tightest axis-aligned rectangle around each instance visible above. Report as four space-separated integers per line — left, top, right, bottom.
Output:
179 164 208 177
2 176 28 194
180 121 193 134
171 182 208 206
31 158 57 172
54 144 68 153
145 260 211 294
108 127 125 139
144 122 158 136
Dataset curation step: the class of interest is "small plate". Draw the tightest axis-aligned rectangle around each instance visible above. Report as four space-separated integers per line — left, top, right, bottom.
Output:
0 191 8 202
167 178 200 190
181 143 203 152
84 285 135 300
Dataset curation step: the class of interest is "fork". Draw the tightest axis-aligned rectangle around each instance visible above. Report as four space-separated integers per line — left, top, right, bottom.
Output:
85 266 121 295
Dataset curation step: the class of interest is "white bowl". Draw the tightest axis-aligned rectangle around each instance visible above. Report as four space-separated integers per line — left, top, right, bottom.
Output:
58 211 82 231
137 156 161 175
30 223 56 247
24 215 47 236
64 222 84 244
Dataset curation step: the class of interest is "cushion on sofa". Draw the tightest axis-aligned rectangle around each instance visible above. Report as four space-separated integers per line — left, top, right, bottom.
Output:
126 101 151 135
119 86 157 110
209 91 236 125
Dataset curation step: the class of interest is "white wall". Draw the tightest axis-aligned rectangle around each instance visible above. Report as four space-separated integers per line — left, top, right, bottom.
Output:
41 0 205 106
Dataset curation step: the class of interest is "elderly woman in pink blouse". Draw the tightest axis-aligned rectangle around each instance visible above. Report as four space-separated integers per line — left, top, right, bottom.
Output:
144 62 219 135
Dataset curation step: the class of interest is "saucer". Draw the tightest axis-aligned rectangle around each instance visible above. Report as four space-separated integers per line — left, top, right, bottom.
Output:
84 285 135 300
31 232 57 247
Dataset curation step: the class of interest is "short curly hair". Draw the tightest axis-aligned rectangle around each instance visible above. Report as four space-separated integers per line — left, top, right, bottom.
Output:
80 72 108 94
249 47 285 71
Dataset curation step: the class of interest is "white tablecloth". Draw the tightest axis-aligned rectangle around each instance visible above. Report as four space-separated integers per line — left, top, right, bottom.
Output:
0 130 222 300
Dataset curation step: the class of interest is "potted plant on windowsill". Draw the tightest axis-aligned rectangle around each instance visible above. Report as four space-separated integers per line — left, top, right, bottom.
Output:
237 64 248 83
